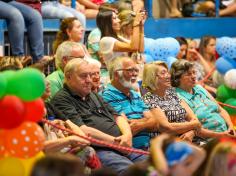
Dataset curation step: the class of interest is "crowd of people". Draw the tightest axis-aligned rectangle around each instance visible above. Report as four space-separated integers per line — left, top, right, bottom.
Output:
0 0 236 176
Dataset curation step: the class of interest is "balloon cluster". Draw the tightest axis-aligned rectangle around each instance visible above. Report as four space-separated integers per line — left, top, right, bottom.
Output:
144 37 180 68
215 37 236 74
0 68 46 176
215 38 236 122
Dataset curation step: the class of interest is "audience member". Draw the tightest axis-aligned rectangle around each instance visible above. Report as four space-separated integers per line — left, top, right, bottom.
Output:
102 57 157 149
90 60 103 93
151 134 206 176
50 58 147 174
0 0 50 65
171 59 236 140
46 41 84 100
53 17 88 55
41 0 86 31
175 37 188 60
142 61 201 143
204 141 236 176
31 154 87 176
97 8 145 67
199 35 216 73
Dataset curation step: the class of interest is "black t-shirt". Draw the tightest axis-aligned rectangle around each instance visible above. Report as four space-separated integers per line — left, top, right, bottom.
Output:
50 85 122 137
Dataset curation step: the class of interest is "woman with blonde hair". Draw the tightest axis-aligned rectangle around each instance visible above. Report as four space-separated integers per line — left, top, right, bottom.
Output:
204 141 236 176
142 61 201 142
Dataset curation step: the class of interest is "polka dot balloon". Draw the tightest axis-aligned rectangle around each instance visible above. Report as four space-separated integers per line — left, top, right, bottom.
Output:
5 121 45 159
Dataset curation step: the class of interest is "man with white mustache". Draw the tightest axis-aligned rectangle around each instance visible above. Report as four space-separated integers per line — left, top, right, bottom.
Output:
102 56 158 150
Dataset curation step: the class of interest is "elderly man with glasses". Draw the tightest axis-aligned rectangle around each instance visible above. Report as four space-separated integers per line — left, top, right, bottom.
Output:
101 56 158 150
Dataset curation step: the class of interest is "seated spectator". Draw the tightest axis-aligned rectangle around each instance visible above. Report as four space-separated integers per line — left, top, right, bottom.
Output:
46 41 84 100
171 59 236 139
151 134 206 176
175 37 188 60
53 17 89 55
0 0 51 67
31 154 87 176
142 61 201 142
41 0 86 33
90 61 104 93
199 35 217 74
122 134 206 176
50 58 147 174
97 8 145 67
204 140 236 176
102 56 158 149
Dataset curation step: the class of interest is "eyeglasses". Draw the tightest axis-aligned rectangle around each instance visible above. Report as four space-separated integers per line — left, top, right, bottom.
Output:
116 68 139 73
156 71 169 78
63 55 84 60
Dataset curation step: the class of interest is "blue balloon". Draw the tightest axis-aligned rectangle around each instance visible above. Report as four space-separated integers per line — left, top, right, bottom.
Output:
152 38 168 61
216 37 236 59
164 37 180 57
144 54 154 63
167 56 177 69
215 57 236 74
144 38 155 55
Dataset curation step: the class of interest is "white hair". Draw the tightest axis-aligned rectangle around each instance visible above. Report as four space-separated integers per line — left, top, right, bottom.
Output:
55 41 81 69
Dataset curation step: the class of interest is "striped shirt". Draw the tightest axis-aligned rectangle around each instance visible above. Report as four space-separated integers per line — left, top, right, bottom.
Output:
102 84 150 149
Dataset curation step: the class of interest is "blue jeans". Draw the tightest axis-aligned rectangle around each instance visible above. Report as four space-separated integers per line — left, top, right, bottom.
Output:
42 1 86 42
96 149 148 175
0 1 44 61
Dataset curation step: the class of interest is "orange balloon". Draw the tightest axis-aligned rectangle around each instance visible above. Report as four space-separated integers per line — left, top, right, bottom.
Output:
230 115 236 126
0 130 7 158
5 121 45 159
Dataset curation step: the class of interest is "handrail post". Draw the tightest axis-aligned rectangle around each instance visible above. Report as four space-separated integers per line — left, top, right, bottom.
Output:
145 0 153 18
215 0 220 17
71 0 76 9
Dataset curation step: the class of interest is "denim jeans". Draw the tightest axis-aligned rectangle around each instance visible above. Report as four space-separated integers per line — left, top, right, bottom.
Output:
0 1 44 61
96 149 148 175
42 1 86 42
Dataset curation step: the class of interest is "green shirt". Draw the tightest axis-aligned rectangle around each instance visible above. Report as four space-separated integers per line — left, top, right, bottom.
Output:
176 85 228 132
46 70 64 101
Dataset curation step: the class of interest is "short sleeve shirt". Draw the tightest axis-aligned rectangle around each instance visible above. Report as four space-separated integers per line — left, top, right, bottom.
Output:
176 85 228 132
50 85 122 137
102 84 150 149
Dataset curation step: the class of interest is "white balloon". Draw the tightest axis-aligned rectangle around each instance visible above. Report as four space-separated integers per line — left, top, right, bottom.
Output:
212 70 225 87
224 69 236 89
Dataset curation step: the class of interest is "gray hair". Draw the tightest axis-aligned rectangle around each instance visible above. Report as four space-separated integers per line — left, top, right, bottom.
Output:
55 41 81 69
170 59 194 87
64 58 87 79
85 57 102 68
142 61 168 91
108 56 129 80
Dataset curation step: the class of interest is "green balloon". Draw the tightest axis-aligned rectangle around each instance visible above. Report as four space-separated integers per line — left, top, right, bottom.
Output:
224 98 236 115
3 70 16 81
7 68 45 101
216 85 235 102
0 73 7 98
